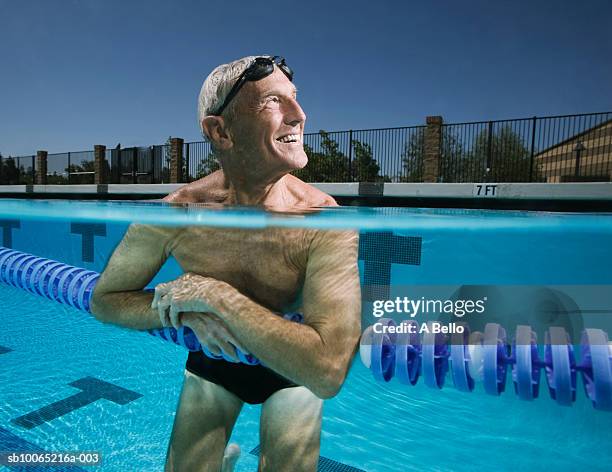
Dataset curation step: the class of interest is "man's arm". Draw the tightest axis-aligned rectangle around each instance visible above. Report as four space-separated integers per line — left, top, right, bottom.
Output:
158 229 362 399
90 224 175 330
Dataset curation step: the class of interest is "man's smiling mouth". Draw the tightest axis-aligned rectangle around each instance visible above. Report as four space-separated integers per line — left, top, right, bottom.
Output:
276 134 301 144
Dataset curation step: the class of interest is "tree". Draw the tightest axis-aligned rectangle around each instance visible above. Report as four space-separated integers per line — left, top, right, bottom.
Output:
195 151 220 179
351 141 388 182
0 155 21 184
400 130 425 182
294 130 350 182
294 130 388 182
470 125 538 182
0 156 30 184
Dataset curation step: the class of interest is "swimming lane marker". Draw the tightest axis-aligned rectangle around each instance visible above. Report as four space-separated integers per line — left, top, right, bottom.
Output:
11 377 142 429
0 246 283 365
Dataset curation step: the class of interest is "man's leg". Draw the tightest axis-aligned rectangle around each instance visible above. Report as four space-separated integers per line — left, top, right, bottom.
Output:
165 370 243 472
258 386 323 472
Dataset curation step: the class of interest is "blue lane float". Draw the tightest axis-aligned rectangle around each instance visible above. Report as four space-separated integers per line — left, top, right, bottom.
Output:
360 319 612 411
0 247 306 366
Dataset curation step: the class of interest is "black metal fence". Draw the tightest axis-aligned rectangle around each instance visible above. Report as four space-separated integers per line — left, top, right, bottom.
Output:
0 155 35 184
2 112 610 185
440 112 612 183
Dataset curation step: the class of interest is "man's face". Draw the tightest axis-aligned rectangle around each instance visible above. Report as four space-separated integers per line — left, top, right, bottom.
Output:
229 67 308 175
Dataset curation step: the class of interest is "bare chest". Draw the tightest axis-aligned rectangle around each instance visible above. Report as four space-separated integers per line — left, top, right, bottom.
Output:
170 227 311 312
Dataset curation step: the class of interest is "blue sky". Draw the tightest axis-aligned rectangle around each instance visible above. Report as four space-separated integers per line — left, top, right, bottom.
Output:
1 0 611 156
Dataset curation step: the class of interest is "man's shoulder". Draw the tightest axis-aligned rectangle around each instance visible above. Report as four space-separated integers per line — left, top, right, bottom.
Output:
163 171 227 204
285 174 338 207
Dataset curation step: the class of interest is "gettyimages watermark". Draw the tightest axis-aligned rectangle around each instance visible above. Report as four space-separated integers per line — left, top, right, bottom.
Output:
361 285 612 345
372 296 487 318
371 295 487 335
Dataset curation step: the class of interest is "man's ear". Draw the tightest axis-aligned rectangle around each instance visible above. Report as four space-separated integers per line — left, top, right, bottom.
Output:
201 116 233 150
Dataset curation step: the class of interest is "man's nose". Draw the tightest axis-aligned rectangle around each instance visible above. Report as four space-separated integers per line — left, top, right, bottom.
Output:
283 98 306 126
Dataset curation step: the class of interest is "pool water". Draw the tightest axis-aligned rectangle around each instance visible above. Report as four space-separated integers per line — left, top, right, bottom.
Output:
1 200 612 471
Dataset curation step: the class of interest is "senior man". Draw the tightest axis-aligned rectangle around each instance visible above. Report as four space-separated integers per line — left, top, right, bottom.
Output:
91 55 361 472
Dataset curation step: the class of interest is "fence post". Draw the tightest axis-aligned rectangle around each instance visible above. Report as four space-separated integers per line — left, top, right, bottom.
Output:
423 116 442 183
185 142 190 182
170 138 184 183
348 129 353 182
36 150 47 185
117 145 122 183
486 121 493 177
529 116 537 182
94 145 107 184
132 147 137 184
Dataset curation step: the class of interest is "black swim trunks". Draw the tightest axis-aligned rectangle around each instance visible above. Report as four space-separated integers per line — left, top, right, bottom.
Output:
185 350 298 404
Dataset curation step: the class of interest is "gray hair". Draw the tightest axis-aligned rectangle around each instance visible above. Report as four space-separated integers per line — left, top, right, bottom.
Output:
197 55 266 137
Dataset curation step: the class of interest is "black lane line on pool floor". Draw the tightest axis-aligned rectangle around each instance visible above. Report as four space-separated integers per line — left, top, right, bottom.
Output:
358 232 422 301
250 445 366 472
11 377 142 430
0 426 87 471
69 222 107 263
0 219 20 248
0 345 12 354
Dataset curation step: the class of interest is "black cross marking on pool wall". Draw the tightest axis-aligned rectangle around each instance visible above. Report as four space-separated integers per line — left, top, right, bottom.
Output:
250 445 365 472
11 376 142 430
0 427 88 471
358 232 422 301
70 223 106 263
0 219 20 248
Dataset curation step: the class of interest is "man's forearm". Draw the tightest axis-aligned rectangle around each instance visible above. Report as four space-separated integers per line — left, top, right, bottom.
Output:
209 284 359 398
91 290 164 330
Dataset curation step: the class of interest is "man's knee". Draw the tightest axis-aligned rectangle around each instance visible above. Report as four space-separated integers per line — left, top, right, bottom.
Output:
165 445 224 472
259 431 320 472
259 388 322 471
165 371 242 472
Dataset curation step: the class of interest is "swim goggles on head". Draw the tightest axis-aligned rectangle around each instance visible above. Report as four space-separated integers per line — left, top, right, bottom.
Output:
211 56 293 116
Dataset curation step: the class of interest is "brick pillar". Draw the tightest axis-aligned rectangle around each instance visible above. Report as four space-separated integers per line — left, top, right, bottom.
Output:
423 116 443 183
170 137 184 183
36 150 48 185
94 145 107 184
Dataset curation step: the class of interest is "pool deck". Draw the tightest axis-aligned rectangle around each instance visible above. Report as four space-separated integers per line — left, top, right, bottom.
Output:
1 182 612 211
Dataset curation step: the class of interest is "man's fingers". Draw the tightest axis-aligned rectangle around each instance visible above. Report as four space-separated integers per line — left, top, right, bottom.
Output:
157 294 172 327
169 305 182 329
152 282 170 309
204 342 222 357
217 339 239 362
226 337 249 355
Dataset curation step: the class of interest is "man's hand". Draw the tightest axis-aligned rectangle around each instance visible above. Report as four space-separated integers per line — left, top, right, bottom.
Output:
151 273 248 362
182 312 249 363
152 273 221 328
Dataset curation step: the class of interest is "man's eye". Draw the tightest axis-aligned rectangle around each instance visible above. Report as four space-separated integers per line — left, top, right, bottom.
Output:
267 97 280 103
